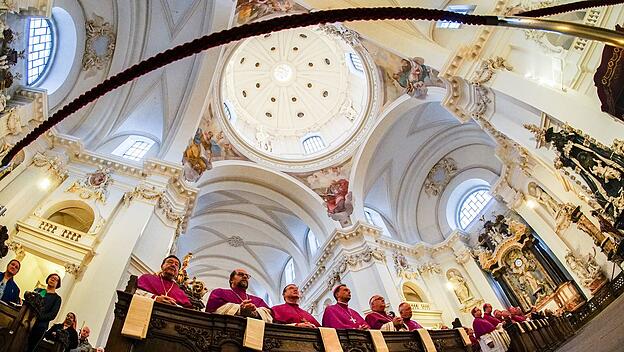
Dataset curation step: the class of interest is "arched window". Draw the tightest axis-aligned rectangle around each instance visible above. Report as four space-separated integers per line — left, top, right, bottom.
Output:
111 136 156 161
302 135 326 154
283 257 295 285
306 228 320 256
364 207 392 237
26 18 55 85
457 187 492 229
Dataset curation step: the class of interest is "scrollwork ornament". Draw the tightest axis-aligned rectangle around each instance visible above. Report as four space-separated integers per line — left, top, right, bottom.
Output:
64 263 82 277
32 152 68 181
226 235 244 247
82 14 116 71
122 184 163 206
424 157 458 196
174 325 212 350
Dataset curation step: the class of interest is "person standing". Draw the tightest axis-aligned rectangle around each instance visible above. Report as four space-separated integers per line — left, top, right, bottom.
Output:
44 312 79 352
0 259 21 305
27 273 62 352
322 284 368 329
272 284 319 327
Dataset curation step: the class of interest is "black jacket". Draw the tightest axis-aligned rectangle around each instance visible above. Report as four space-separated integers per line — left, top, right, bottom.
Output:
33 288 62 329
44 323 78 352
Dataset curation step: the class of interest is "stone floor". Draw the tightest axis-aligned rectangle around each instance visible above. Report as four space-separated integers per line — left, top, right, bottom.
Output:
556 293 624 352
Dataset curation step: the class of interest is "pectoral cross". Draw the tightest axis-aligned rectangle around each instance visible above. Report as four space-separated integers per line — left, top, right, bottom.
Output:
349 317 357 323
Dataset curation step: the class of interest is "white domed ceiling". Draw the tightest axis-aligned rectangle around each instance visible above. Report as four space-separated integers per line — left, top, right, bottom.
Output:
218 26 380 172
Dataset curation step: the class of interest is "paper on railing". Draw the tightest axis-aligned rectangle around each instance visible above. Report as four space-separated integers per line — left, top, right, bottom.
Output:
121 294 154 339
369 330 389 352
416 328 437 352
243 317 265 351
457 327 472 346
319 327 343 352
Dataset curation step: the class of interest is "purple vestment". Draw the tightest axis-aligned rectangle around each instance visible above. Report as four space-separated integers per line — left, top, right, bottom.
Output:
322 302 369 329
365 311 393 329
404 319 423 331
137 273 192 308
205 287 269 313
272 303 320 327
472 317 496 339
483 313 501 326
511 314 526 323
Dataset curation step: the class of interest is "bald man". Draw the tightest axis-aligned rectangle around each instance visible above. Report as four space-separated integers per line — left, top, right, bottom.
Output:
205 268 272 322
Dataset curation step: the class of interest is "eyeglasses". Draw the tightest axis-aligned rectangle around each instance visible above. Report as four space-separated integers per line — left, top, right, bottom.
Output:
235 272 251 279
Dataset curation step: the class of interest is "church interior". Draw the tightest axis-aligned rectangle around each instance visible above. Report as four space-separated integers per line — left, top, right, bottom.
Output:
0 0 623 351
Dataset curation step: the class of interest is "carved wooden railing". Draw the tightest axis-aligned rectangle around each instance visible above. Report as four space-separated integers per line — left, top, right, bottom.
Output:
106 289 473 352
0 291 63 352
505 316 575 352
569 271 624 329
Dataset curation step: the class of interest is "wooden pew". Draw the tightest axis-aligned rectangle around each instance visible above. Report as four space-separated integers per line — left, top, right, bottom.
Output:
106 288 473 352
0 291 46 352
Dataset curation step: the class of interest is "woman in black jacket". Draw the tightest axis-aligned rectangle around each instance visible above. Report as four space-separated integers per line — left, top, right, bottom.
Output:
44 312 79 352
27 273 62 352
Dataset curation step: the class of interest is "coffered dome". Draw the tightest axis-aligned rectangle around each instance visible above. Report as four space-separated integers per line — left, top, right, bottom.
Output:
218 26 380 172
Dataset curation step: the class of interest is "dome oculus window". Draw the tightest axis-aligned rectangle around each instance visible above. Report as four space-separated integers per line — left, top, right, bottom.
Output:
302 135 326 155
457 187 492 229
26 18 55 85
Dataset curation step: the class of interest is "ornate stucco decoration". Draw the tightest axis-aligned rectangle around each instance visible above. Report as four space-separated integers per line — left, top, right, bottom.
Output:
424 157 458 196
123 184 163 206
66 166 112 203
469 57 513 120
64 263 82 277
32 152 68 180
82 14 116 71
527 182 560 217
325 246 386 289
565 249 607 293
417 262 441 276
475 215 531 270
7 240 24 260
157 196 186 234
454 248 472 265
392 251 418 279
226 235 244 247
317 23 361 46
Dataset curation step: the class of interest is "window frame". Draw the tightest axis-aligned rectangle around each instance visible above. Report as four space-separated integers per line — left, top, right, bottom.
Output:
26 17 56 86
301 134 326 155
111 135 156 162
456 187 492 230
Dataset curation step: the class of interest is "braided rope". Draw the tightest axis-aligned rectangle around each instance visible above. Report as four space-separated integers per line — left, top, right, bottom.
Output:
519 0 624 18
3 1 624 167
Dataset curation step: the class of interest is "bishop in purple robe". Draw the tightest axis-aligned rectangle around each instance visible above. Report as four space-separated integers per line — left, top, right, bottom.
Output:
205 268 273 322
398 302 423 331
322 284 369 329
471 307 508 352
365 295 404 331
482 303 502 326
136 255 192 308
272 284 320 327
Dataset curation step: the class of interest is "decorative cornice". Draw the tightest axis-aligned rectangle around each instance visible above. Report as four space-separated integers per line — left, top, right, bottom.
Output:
326 245 386 289
123 184 163 206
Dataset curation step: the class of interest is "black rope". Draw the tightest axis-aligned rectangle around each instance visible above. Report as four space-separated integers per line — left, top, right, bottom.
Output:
3 1 624 167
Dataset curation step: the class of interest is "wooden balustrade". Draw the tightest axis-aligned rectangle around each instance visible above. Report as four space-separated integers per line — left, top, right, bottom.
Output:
106 287 473 352
0 291 62 352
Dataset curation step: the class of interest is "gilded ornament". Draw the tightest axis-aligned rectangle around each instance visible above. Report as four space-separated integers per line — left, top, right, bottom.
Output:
82 14 116 71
